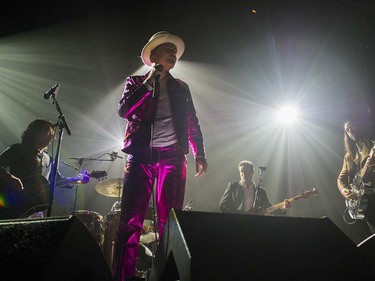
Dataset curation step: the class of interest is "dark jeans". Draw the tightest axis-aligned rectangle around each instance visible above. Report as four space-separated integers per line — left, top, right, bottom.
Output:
112 144 187 280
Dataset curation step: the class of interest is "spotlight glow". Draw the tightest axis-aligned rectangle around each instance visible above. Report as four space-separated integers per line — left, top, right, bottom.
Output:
277 105 299 123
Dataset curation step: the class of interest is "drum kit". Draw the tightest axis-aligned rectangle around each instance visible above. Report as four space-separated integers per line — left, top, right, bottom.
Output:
71 177 158 277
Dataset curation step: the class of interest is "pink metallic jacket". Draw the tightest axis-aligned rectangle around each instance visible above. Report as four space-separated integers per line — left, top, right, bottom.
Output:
118 73 206 158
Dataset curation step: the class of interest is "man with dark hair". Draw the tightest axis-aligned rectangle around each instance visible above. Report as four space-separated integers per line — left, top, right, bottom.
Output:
0 118 82 219
337 119 375 235
113 31 208 281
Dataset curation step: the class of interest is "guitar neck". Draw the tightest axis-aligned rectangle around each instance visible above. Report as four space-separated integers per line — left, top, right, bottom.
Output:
265 195 302 214
55 176 82 189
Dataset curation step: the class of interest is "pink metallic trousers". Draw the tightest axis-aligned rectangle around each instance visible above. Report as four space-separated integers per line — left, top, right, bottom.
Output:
112 144 187 280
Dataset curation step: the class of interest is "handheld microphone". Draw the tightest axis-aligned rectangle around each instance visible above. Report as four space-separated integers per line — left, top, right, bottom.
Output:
258 166 267 171
151 63 163 81
43 83 59 99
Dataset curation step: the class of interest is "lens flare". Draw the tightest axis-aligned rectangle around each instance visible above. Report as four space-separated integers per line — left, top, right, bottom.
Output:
277 105 299 123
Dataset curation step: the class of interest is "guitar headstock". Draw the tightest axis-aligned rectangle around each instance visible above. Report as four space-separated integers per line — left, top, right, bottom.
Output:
299 188 318 199
88 170 108 181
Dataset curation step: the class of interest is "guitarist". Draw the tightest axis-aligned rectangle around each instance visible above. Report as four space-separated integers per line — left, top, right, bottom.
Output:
219 160 291 215
0 118 82 219
337 120 375 234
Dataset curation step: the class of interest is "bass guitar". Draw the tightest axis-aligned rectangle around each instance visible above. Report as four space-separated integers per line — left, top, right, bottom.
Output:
345 142 375 219
265 188 318 215
0 170 107 219
248 188 318 215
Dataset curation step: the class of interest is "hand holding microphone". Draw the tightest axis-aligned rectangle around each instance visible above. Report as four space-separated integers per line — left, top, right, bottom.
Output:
146 63 164 85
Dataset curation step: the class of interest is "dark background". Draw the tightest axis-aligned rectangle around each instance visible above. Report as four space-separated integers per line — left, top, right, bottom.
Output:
1 0 375 244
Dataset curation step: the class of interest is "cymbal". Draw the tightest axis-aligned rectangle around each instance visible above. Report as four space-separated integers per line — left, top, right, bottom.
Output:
95 178 123 197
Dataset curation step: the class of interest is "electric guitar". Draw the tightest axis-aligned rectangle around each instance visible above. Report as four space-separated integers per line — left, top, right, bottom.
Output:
248 188 318 215
345 142 375 219
0 170 107 219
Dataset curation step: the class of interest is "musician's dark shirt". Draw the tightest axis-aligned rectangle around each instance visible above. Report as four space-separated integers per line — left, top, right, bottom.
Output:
0 143 51 179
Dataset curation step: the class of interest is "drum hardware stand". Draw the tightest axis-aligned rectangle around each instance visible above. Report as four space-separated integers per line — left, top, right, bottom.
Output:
68 151 123 164
67 153 120 214
183 200 194 211
111 188 122 212
68 157 84 215
45 83 72 217
253 166 267 212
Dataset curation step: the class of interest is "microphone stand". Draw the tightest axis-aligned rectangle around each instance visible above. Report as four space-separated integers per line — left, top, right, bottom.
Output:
149 76 160 265
252 168 266 213
46 91 71 217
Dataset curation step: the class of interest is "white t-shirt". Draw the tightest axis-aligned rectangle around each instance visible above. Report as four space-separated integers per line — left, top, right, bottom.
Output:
152 83 178 147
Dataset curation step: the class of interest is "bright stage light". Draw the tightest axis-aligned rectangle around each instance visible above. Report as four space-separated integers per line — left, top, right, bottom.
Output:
277 105 299 123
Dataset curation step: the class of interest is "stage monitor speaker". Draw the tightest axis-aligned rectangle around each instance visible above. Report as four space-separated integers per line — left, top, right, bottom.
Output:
358 233 375 271
149 210 374 281
0 216 113 281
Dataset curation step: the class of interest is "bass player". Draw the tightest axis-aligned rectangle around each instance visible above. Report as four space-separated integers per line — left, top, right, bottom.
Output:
219 160 291 215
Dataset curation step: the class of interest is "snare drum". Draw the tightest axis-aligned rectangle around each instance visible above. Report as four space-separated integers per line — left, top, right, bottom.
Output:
72 210 105 247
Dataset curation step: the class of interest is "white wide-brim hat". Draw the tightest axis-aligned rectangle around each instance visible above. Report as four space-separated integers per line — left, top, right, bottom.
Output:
141 31 185 66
